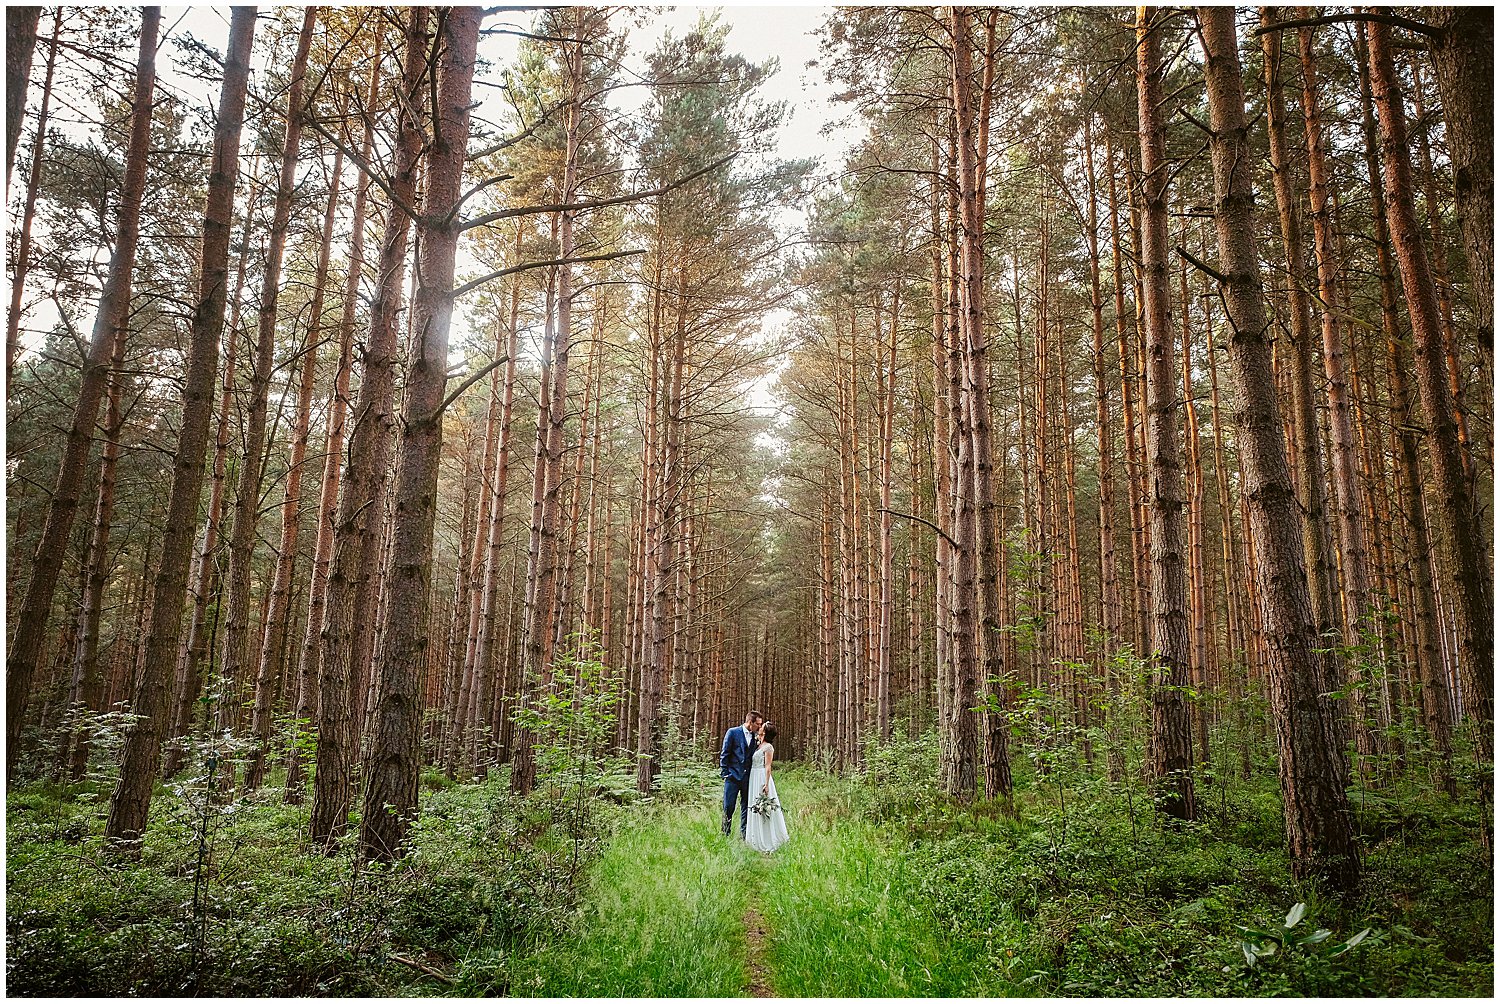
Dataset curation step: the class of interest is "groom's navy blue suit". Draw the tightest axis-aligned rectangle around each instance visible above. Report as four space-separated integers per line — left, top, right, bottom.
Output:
719 724 759 837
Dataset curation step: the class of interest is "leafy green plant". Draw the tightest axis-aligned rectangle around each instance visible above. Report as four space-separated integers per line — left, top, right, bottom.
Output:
1235 901 1376 969
512 633 624 788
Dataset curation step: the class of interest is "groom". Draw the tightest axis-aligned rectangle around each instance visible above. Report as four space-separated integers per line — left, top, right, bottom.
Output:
719 709 762 837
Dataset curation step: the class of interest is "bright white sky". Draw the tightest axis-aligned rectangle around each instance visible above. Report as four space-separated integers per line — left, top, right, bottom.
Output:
605 6 856 165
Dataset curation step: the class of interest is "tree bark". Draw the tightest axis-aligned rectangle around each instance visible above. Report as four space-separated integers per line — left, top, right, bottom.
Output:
518 17 591 793
4 6 40 195
7 8 159 778
1368 18 1494 763
876 296 896 742
62 318 130 779
1257 11 1343 683
1135 6 1196 822
163 164 260 777
467 232 523 774
103 7 254 851
359 4 480 862
1409 63 1478 483
638 285 686 792
246 141 344 791
1296 23 1376 721
949 5 1010 807
287 62 379 805
1084 115 1121 661
1353 22 1454 792
310 7 427 850
1198 5 1359 889
215 6 316 758
1106 133 1151 662
1426 7 1494 366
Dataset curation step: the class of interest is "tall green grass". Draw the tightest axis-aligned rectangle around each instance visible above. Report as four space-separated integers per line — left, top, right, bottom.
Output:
508 792 758 996
511 769 1024 997
757 769 1019 997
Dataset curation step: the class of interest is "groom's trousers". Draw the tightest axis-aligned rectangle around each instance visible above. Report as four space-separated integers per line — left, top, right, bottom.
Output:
722 776 750 837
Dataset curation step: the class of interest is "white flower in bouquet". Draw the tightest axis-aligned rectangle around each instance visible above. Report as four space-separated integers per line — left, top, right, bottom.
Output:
751 789 780 817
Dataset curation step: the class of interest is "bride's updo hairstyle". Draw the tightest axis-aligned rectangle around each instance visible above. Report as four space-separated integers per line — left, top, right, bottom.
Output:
762 723 778 744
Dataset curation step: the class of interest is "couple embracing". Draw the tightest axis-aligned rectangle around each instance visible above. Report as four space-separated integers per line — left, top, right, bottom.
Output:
719 710 789 853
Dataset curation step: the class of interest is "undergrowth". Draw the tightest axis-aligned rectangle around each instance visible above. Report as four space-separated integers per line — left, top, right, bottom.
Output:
846 711 1493 997
5 638 675 997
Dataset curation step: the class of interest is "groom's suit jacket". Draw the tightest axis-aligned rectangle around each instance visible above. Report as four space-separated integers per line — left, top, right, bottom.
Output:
719 725 759 783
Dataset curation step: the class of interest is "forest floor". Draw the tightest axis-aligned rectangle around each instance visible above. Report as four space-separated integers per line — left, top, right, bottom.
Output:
501 755 1493 998
505 769 1016 997
7 747 1491 996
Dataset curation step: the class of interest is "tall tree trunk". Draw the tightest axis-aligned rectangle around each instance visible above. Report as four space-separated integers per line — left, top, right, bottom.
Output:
216 9 315 744
514 257 560 793
1368 19 1494 764
552 333 597 661
638 289 686 792
1353 22 1454 792
6 8 159 778
1135 7 1196 821
103 7 254 851
950 5 1011 807
62 318 130 779
360 4 480 862
215 7 316 760
310 7 426 850
287 62 379 805
164 164 261 777
1426 7 1494 368
876 294 896 742
1198 6 1359 889
245 143 343 790
5 8 56 395
1106 133 1151 661
1084 115 1121 656
1204 305 1253 779
518 19 590 792
1257 11 1343 691
1297 21 1377 763
450 321 504 776
468 233 523 775
1179 258 1210 769
4 6 40 195
1409 63 1480 481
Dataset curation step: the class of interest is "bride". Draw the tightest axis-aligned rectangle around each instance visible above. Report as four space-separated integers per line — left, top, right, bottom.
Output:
745 721 789 853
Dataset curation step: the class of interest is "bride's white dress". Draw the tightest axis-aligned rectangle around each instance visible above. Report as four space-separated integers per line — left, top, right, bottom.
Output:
745 745 788 852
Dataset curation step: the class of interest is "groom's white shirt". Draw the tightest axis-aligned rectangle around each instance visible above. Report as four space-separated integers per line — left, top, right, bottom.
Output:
743 724 754 746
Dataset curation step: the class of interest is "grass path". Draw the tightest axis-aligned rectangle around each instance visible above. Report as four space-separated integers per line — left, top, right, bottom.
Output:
511 768 1013 997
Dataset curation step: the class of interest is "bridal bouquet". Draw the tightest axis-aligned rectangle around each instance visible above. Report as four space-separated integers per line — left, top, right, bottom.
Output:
751 789 780 817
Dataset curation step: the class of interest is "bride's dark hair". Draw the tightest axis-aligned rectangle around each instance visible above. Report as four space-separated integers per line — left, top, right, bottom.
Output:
762 722 778 744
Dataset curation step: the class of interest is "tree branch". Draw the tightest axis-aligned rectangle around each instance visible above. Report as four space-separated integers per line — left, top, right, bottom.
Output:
301 114 423 223
452 172 513 218
466 94 562 159
879 507 958 549
452 248 646 299
1252 11 1438 39
388 954 456 987
424 354 509 423
1177 106 1214 136
459 152 738 232
1174 244 1229 286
